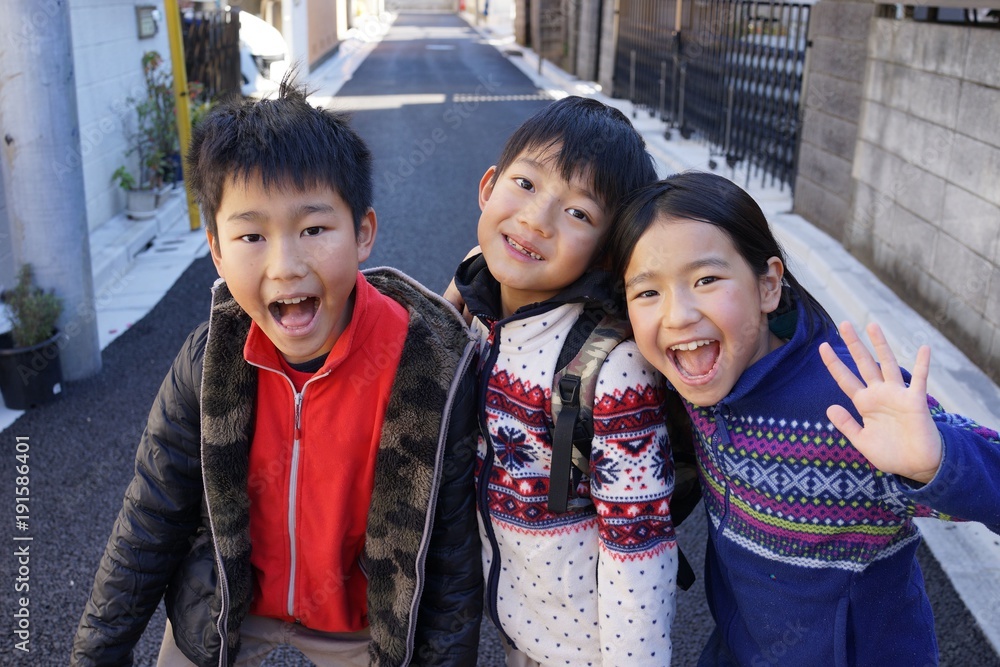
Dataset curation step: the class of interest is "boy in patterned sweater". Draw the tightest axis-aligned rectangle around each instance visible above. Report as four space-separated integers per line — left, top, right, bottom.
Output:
451 97 677 666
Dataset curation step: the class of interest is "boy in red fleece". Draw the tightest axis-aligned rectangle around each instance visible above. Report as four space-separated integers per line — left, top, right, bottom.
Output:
71 81 481 666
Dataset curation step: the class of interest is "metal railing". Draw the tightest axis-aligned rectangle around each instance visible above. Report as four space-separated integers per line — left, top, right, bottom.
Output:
182 7 241 101
615 0 812 191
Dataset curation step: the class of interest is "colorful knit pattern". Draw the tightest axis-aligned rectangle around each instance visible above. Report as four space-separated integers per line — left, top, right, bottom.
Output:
465 293 677 666
929 395 1000 445
690 406 937 570
592 385 675 557
481 367 592 533
481 360 673 554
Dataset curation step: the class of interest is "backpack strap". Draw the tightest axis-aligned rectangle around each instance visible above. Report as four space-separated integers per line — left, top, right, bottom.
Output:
549 305 631 514
549 305 701 591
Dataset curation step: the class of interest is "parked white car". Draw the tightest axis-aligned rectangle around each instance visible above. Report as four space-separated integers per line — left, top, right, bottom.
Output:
238 10 289 96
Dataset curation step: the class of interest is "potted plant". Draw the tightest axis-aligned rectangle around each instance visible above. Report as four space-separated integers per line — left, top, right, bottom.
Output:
114 50 179 218
0 264 64 409
112 161 160 220
141 51 181 194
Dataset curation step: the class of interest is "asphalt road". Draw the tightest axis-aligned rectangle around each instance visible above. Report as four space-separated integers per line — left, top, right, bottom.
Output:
0 11 997 667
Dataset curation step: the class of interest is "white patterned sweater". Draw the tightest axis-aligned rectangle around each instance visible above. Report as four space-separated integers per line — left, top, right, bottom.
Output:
472 302 678 666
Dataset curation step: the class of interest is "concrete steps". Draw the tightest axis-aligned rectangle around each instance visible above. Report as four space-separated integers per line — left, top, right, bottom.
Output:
89 188 189 299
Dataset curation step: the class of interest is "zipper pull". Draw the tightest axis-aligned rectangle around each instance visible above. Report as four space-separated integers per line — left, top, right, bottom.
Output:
294 391 303 439
713 405 731 448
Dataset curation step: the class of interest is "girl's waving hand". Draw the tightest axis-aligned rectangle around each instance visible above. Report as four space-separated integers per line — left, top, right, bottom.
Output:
819 321 943 485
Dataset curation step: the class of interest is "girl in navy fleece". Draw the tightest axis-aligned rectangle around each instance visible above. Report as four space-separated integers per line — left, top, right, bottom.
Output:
609 172 1000 667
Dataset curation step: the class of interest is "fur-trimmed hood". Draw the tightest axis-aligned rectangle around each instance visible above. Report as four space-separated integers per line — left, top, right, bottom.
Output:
201 267 478 665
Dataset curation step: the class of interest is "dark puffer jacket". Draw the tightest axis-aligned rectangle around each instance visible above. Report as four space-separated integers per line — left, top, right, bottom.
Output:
71 268 482 666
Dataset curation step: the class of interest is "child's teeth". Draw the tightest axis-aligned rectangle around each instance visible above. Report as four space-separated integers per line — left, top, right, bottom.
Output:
506 236 542 260
671 340 712 351
276 297 307 305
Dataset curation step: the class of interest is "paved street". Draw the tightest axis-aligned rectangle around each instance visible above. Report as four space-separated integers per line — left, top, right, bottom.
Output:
0 10 997 666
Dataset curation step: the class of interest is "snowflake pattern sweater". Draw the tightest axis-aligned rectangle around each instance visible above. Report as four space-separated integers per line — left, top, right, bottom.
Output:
455 255 678 667
691 298 1000 667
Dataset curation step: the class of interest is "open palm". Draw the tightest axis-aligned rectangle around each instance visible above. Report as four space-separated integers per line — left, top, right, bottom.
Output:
819 321 942 485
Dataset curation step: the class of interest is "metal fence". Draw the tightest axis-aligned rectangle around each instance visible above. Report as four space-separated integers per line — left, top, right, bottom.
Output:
615 0 812 191
182 8 241 102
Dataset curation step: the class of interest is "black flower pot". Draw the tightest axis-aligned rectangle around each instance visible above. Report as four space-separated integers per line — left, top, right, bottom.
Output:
0 331 63 410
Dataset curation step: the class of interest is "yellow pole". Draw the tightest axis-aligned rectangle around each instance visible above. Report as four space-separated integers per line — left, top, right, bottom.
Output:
163 0 201 230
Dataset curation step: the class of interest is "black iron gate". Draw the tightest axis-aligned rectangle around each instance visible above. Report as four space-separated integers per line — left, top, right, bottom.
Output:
615 0 811 191
182 7 241 102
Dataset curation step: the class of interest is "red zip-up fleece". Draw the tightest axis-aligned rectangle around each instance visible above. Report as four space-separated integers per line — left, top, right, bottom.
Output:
244 271 409 632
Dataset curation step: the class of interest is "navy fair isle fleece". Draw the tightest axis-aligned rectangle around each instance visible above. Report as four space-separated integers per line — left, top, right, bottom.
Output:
687 298 1000 667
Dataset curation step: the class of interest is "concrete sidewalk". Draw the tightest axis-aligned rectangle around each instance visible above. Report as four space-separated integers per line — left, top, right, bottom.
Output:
459 8 1000 653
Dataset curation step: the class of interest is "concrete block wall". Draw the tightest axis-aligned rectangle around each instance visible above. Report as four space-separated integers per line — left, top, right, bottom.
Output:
531 0 568 69
69 0 173 235
848 20 1000 380
574 0 601 82
596 0 618 93
792 0 874 240
514 0 529 46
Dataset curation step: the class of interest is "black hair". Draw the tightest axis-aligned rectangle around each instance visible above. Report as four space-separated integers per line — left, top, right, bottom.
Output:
185 76 373 245
492 96 657 216
608 171 834 330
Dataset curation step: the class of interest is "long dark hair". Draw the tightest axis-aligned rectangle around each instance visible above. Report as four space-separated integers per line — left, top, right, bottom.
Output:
608 172 833 331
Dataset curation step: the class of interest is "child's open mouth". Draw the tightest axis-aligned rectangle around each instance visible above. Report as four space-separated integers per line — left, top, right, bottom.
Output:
668 339 721 382
504 235 543 261
269 296 319 330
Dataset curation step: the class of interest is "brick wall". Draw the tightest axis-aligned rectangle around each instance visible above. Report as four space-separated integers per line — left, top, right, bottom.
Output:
846 20 1000 379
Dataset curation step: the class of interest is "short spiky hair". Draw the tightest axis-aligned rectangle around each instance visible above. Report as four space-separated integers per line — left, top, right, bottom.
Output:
492 96 657 215
185 78 373 243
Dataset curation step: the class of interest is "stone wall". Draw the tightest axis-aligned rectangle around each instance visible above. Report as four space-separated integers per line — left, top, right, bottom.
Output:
574 0 602 82
596 0 618 93
530 0 568 69
792 0 874 240
846 20 1000 379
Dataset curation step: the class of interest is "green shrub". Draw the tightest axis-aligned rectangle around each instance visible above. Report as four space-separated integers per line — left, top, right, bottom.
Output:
1 265 63 347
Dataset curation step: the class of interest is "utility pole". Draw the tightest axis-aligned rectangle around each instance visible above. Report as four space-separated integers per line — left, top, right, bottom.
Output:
0 0 102 380
163 0 200 231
